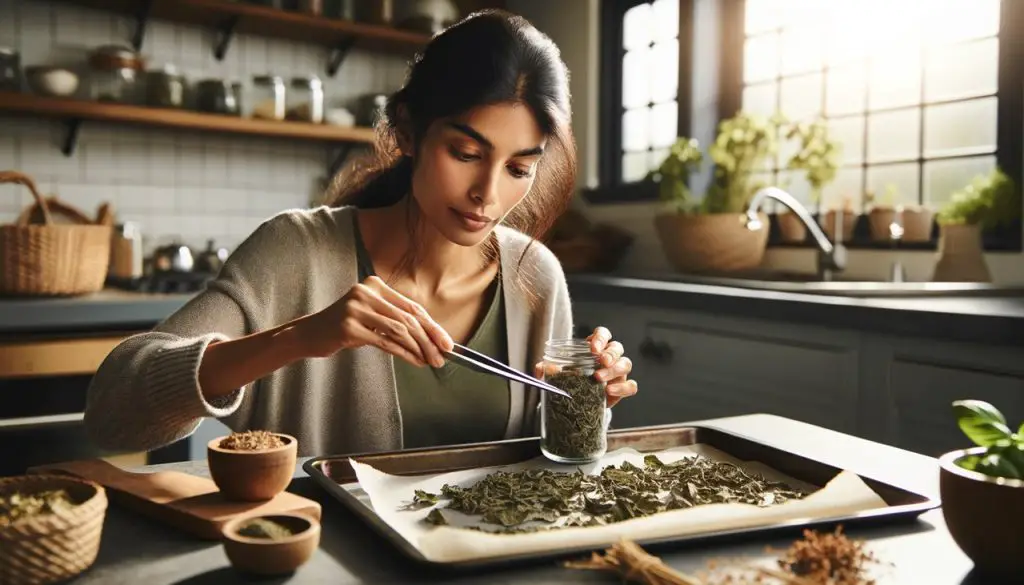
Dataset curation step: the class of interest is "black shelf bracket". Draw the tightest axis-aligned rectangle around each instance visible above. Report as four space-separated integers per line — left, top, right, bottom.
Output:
214 16 241 61
129 0 155 52
61 119 83 157
326 38 356 77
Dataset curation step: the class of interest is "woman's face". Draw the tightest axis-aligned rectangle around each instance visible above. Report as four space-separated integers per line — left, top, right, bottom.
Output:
407 102 547 247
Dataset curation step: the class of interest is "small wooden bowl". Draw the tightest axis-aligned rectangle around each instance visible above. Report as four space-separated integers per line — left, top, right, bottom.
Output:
939 447 1024 579
221 512 320 576
207 433 297 502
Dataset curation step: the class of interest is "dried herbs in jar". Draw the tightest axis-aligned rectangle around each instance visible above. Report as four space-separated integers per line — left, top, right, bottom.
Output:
540 338 610 464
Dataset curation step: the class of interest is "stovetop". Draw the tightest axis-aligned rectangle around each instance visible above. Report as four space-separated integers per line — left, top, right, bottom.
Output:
107 271 214 294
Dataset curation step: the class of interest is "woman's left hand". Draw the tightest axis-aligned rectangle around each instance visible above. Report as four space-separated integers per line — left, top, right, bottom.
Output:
588 326 637 408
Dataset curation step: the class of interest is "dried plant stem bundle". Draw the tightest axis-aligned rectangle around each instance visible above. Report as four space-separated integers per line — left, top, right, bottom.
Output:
564 539 703 585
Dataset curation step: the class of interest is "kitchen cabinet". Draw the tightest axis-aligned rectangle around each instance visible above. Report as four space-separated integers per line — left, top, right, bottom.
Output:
573 300 1024 457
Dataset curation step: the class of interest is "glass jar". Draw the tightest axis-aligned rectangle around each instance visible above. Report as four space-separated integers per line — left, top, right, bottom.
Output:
251 75 285 120
88 45 144 103
0 47 21 92
144 64 187 108
539 338 611 464
195 79 239 115
286 76 324 123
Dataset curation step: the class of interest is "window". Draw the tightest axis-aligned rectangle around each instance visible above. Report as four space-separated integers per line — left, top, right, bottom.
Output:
738 0 1016 222
591 0 689 202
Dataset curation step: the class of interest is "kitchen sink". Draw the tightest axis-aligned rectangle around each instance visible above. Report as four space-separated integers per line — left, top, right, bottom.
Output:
621 270 1024 298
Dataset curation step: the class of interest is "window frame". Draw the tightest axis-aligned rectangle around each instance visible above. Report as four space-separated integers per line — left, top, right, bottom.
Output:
583 0 694 204
720 0 1023 251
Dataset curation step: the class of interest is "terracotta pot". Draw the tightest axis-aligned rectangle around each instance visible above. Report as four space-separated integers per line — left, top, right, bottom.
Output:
901 206 935 242
932 223 991 283
819 209 857 242
222 512 320 576
939 448 1024 579
654 211 769 273
208 433 298 502
867 206 899 242
776 212 807 243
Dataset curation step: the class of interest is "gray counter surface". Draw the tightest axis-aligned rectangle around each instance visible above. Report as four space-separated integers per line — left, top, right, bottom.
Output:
68 414 1009 584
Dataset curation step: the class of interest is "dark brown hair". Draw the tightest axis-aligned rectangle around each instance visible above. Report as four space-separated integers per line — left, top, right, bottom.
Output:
325 9 577 290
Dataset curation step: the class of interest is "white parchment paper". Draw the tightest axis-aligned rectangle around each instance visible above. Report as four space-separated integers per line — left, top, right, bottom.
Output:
346 444 888 564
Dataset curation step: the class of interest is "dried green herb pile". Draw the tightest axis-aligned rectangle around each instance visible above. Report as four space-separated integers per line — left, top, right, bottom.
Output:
220 430 285 450
0 489 76 527
415 454 808 533
543 371 607 460
237 517 295 540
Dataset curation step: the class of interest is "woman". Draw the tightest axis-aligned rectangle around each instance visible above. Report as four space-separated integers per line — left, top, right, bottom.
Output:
84 10 638 458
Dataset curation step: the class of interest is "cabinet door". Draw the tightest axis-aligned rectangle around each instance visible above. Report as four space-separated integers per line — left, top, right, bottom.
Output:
869 336 1024 457
632 310 861 432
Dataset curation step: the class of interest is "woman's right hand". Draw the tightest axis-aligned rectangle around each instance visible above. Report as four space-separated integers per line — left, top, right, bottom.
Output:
300 275 454 368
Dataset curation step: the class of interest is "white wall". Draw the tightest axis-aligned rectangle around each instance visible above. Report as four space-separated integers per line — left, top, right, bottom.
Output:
0 0 408 255
511 0 1024 284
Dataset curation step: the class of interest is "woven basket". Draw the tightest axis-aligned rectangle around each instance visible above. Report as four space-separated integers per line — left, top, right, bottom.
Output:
0 171 112 297
0 474 108 585
654 211 770 273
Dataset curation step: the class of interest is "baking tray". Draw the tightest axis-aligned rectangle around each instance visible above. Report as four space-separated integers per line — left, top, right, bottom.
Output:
303 423 940 571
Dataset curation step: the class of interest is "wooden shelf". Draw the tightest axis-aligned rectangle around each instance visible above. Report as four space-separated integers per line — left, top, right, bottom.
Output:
0 91 376 152
58 0 431 69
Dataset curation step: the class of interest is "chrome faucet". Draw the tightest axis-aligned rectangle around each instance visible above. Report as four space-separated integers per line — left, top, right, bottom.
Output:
744 187 847 281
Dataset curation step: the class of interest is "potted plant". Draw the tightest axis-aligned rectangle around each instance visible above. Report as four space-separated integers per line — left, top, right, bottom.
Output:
781 118 842 243
864 184 899 242
932 168 1019 282
939 399 1024 578
650 113 782 273
819 195 857 243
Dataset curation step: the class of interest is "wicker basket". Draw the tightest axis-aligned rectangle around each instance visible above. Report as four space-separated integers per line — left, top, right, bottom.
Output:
654 211 770 273
0 171 112 297
0 474 108 585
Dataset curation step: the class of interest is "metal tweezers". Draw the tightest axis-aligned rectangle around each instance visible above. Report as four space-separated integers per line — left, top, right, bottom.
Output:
444 343 571 398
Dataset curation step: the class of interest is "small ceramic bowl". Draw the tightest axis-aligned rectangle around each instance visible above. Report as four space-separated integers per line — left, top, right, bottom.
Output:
222 512 320 576
939 447 1024 579
207 432 297 502
24 66 79 97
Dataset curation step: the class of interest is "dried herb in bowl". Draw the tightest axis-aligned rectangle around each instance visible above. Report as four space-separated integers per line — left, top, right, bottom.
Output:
237 517 295 540
220 430 285 451
0 488 76 527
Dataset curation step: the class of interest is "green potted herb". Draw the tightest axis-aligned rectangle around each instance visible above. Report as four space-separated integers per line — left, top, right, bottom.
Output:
932 168 1019 282
938 399 1024 578
781 118 841 243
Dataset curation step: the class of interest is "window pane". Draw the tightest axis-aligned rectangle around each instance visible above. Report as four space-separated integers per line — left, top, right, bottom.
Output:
650 101 678 148
780 26 823 76
924 155 996 206
821 167 864 211
622 151 650 183
826 64 866 116
650 39 678 103
744 34 779 84
922 0 999 46
867 163 920 205
825 2 869 66
623 3 652 50
777 170 813 207
742 82 777 118
622 107 651 152
622 48 651 109
867 109 920 163
649 147 670 172
869 52 922 110
745 0 783 35
924 97 998 158
925 37 998 102
780 73 823 121
651 0 678 43
828 116 865 165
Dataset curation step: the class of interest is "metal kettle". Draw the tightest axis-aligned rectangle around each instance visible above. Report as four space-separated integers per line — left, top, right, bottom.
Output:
195 239 229 274
152 241 194 273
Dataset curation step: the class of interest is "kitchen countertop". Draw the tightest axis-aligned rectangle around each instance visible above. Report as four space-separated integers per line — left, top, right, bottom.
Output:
67 414 1002 585
567 273 1024 347
2 273 1022 347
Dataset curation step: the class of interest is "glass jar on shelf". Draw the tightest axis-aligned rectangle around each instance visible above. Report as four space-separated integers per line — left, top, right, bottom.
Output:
251 75 285 120
0 47 21 92
286 76 324 123
144 64 187 109
539 338 611 465
88 45 145 103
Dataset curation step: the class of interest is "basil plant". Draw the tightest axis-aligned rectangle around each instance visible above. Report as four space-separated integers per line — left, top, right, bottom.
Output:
953 399 1024 480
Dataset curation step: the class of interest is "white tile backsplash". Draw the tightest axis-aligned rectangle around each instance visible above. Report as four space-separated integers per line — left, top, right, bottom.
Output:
1 1 407 254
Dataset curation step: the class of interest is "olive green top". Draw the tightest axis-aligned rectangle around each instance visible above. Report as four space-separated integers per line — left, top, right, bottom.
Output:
351 216 511 449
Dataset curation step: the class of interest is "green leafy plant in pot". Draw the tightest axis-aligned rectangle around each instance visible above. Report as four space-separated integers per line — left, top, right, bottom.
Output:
650 112 783 273
932 168 1019 282
780 118 841 243
938 399 1024 578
